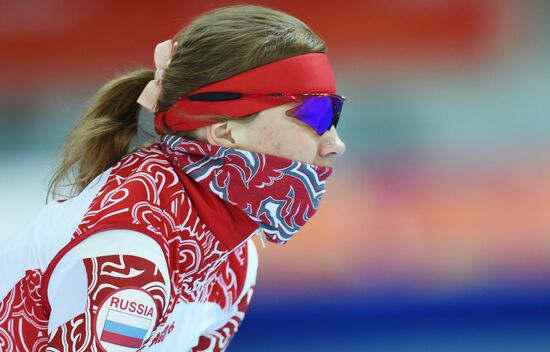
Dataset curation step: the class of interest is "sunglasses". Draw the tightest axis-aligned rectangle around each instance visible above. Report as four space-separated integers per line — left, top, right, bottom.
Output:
186 92 346 136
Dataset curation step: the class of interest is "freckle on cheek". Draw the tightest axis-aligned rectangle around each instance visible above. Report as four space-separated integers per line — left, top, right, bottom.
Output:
274 141 283 153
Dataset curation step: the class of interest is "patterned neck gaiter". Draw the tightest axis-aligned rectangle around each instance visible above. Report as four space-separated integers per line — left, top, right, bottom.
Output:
160 134 333 244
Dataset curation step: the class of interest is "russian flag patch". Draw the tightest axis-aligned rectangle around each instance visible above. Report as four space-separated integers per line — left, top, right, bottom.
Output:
94 287 158 351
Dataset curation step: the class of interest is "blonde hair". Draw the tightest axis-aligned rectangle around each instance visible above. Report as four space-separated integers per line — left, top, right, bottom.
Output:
47 4 327 200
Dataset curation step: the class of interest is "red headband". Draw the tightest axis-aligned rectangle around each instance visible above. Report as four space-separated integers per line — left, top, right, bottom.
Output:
154 53 336 134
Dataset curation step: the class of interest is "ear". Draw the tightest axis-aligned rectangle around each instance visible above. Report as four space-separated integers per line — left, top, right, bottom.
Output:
205 121 237 148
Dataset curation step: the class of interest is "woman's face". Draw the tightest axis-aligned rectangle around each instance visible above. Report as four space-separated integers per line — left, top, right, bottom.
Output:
205 102 346 167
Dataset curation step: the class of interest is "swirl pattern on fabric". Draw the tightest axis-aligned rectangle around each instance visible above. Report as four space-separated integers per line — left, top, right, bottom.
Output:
161 135 333 244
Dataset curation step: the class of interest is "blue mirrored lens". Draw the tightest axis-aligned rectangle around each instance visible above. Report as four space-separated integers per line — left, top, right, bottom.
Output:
288 96 333 135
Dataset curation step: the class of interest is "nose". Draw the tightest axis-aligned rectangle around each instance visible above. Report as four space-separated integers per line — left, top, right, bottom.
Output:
319 126 346 159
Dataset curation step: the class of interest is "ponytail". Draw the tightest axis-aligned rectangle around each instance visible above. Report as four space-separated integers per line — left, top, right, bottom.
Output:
47 69 154 201
48 4 329 201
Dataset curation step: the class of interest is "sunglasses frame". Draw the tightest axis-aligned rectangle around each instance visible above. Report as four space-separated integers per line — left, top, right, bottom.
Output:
184 92 346 135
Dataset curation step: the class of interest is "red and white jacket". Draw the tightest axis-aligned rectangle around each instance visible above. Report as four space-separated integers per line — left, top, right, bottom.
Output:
0 143 260 351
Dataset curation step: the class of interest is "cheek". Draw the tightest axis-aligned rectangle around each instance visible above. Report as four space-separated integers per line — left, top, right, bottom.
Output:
267 123 319 162
242 106 321 163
